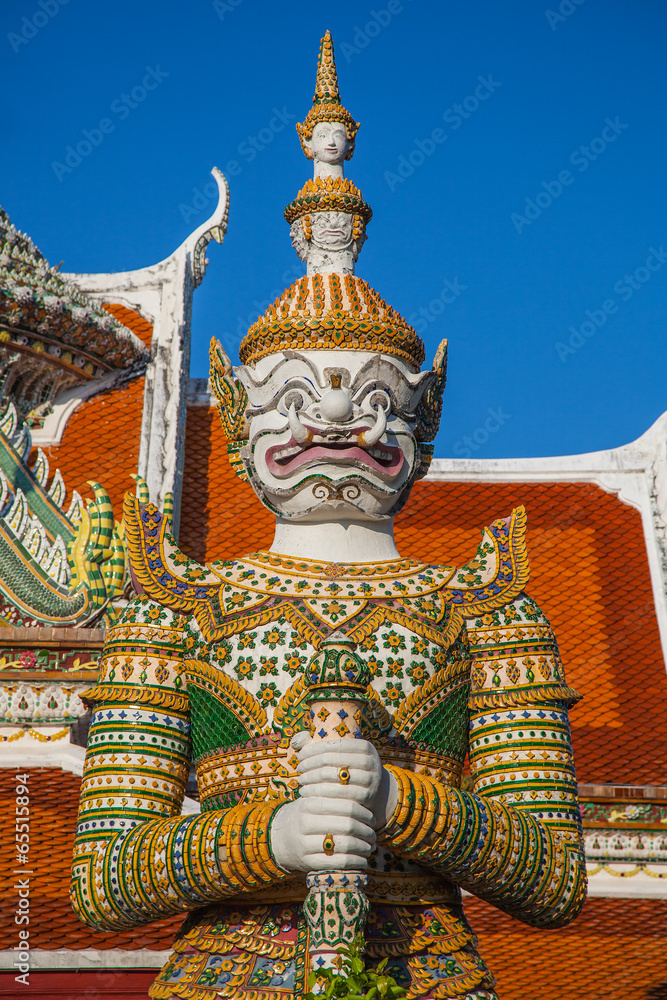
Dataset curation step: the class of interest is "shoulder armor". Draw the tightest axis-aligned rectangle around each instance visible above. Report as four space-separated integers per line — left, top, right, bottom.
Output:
442 506 529 617
124 493 529 643
124 494 222 612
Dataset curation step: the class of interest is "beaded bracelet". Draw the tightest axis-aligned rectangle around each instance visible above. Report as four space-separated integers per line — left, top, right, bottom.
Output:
406 774 441 850
254 804 285 880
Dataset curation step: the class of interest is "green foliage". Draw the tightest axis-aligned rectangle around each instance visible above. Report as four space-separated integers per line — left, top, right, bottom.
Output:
303 937 407 1000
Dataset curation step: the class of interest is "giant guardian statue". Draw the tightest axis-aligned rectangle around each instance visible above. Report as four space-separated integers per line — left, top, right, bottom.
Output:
72 32 586 1000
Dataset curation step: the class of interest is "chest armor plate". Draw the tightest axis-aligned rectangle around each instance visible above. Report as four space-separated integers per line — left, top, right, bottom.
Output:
184 614 470 815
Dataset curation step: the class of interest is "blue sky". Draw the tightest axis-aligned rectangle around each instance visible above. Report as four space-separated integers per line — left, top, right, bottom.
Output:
2 0 666 458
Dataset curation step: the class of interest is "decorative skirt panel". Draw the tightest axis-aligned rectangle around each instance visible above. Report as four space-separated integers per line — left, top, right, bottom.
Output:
148 900 496 1000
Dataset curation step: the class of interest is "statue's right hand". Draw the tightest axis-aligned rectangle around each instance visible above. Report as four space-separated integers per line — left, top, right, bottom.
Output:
270 795 376 873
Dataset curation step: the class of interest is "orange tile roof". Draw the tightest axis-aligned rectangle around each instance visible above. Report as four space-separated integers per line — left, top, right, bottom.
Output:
0 768 181 951
180 406 274 562
36 377 145 520
178 417 667 786
103 302 154 348
465 894 667 999
0 969 157 997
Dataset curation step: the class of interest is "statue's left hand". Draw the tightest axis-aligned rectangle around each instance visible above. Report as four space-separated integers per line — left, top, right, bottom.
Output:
295 734 398 829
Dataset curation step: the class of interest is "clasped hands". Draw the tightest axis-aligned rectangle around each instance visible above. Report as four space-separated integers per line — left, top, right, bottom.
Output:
271 733 398 873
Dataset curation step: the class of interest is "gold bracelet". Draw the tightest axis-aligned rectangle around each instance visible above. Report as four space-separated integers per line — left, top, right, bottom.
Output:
420 783 451 856
221 805 255 890
251 804 284 881
392 770 427 850
383 765 414 838
238 809 264 889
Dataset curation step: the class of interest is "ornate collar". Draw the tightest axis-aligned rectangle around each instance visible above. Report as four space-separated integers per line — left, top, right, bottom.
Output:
208 551 455 600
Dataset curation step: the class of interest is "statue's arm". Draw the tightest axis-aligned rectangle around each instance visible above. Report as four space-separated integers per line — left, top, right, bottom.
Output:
70 596 285 932
377 592 587 929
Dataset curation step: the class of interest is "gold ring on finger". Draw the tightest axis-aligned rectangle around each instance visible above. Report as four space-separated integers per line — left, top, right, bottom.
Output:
338 767 351 786
323 834 335 856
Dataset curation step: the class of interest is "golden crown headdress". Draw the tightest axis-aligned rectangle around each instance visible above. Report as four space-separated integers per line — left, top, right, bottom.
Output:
212 30 445 482
210 338 249 481
238 273 425 369
296 30 360 157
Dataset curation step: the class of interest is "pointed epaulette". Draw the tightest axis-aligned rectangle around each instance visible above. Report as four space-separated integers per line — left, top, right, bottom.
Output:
124 493 223 613
124 494 530 640
441 506 529 617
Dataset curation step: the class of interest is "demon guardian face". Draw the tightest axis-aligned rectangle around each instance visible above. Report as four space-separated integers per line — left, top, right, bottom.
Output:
235 350 434 522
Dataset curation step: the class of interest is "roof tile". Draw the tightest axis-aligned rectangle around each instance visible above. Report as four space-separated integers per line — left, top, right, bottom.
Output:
0 768 181 951
34 377 145 519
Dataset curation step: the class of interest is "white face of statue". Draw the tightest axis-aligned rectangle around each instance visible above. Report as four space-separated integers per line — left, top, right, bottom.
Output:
305 121 353 164
311 212 354 251
289 213 366 272
235 350 433 521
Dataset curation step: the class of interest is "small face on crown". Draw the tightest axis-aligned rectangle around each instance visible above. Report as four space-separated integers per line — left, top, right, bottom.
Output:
289 212 366 274
304 121 354 165
235 350 434 522
310 212 353 250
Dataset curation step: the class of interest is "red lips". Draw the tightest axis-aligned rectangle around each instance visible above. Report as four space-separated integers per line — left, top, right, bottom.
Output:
265 437 404 477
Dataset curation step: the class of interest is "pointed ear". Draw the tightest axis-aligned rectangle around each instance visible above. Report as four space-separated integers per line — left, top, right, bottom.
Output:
209 339 250 481
210 336 233 377
415 339 447 442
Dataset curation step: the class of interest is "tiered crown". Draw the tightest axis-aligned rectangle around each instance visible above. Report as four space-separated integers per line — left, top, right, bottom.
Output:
296 30 360 156
236 32 424 369
239 273 424 369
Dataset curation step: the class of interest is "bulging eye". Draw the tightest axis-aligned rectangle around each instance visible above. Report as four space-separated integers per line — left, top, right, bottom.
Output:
362 389 391 414
277 389 311 416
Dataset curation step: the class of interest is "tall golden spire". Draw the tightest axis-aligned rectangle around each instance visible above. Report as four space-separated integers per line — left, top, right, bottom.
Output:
296 30 360 158
313 29 341 105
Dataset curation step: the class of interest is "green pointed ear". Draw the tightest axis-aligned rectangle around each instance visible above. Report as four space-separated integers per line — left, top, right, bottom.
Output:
415 338 447 442
209 338 250 481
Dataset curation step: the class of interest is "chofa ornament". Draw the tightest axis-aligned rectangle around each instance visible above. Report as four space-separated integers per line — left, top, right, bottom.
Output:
72 28 586 1000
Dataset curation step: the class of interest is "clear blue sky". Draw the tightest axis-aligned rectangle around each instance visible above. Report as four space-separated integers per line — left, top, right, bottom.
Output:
2 0 666 459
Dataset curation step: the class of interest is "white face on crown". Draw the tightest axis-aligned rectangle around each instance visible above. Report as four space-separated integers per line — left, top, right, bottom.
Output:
311 212 353 251
289 213 366 275
305 121 353 164
235 350 433 522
